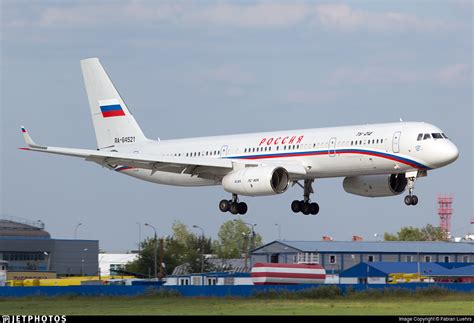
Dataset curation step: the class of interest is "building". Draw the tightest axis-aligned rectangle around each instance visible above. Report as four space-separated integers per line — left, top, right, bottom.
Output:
251 240 474 273
339 262 474 284
0 216 99 277
99 252 138 276
165 272 252 286
0 260 7 286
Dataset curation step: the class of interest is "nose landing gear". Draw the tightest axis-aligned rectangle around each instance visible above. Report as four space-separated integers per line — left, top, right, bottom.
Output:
291 179 319 215
404 172 419 206
219 193 248 215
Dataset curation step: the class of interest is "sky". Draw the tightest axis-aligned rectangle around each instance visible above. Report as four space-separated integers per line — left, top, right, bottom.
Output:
1 0 472 251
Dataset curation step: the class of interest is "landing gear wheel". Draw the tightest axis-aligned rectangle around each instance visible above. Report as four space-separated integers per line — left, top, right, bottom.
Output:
237 202 248 215
219 199 230 212
309 202 319 215
290 180 320 215
301 203 311 215
404 172 419 207
291 200 301 213
230 203 239 215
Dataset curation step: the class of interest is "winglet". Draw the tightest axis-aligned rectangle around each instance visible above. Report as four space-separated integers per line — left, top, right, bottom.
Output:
20 126 46 149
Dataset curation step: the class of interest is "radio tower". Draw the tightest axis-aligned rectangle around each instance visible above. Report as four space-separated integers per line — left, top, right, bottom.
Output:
438 194 453 234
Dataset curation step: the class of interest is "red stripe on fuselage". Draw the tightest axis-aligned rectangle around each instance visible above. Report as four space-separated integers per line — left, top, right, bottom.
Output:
239 150 423 169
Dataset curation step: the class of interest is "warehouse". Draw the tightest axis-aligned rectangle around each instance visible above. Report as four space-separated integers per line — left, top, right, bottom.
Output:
251 240 473 273
339 262 474 284
0 217 98 278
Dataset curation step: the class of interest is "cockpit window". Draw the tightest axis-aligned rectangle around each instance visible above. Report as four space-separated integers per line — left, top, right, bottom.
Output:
432 133 443 139
423 133 431 140
442 133 449 139
417 134 423 141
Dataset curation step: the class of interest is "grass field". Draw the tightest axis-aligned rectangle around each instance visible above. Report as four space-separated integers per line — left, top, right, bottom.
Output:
1 294 473 315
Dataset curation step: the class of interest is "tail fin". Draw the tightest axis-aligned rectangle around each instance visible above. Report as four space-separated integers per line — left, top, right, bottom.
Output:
80 58 147 149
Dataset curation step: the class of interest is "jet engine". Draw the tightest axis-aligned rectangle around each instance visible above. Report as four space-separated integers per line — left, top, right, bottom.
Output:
222 166 289 196
343 174 407 197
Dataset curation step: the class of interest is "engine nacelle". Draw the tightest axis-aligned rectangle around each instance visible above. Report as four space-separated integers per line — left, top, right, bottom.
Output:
343 174 407 197
222 166 290 196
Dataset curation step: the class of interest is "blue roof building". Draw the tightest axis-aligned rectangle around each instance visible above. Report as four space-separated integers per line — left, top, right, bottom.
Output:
251 240 473 274
339 262 474 284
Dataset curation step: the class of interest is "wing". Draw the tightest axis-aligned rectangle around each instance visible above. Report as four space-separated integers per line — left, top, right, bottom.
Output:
19 126 308 179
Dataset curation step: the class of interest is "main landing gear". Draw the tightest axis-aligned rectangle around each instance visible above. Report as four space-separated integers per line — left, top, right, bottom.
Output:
219 193 248 215
291 179 319 215
404 172 419 206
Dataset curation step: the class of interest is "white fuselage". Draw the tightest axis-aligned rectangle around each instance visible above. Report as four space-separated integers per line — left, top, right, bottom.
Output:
111 121 459 186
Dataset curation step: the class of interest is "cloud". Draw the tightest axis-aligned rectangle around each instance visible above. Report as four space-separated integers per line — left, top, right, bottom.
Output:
3 1 450 33
284 89 342 105
327 64 471 86
197 3 311 28
314 4 444 32
206 65 255 86
434 64 470 84
202 65 256 98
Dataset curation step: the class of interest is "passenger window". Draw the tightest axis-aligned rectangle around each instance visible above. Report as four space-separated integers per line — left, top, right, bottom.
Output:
417 133 423 141
276 146 279 151
380 139 383 143
423 134 431 140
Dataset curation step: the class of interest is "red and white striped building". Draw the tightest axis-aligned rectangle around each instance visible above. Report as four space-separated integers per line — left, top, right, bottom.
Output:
251 263 326 285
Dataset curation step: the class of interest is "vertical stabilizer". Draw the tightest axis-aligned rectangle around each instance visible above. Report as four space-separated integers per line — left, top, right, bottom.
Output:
80 58 147 149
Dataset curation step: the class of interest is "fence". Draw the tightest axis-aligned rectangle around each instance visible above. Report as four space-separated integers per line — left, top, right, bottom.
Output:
0 283 473 298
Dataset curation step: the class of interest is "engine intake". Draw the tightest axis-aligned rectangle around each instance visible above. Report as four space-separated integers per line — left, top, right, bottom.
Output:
222 166 289 196
343 174 407 197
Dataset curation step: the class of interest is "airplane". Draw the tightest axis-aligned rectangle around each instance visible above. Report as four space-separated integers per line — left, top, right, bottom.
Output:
20 58 459 215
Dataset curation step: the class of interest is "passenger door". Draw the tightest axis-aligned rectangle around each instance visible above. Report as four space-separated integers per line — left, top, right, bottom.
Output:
220 145 229 157
329 137 337 157
392 132 401 153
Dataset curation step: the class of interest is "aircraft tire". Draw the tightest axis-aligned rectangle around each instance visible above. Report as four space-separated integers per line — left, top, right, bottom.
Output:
219 199 231 212
291 200 301 213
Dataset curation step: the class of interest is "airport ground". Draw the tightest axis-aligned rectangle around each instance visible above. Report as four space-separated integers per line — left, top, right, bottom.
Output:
1 293 473 315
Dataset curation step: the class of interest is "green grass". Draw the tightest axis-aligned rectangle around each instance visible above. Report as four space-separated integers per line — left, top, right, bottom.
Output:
1 294 473 315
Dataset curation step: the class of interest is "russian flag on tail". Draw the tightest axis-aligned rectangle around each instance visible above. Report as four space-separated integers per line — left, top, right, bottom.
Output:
100 104 125 118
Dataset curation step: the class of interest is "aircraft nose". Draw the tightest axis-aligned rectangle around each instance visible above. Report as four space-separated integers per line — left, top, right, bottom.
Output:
442 142 459 166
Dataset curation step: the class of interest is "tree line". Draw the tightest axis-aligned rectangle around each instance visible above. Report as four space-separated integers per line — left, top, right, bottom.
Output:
125 219 263 277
